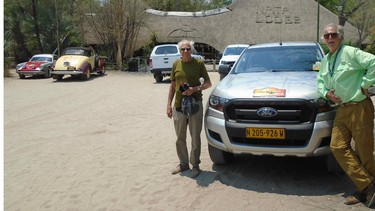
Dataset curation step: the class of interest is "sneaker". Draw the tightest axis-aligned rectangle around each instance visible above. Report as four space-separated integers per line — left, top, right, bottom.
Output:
191 165 201 178
364 181 375 207
171 164 189 175
344 191 365 205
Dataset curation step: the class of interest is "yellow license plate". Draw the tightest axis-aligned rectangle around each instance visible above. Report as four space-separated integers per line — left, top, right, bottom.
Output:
246 128 285 139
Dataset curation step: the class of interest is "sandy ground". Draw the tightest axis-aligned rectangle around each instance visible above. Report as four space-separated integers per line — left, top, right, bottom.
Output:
4 68 375 211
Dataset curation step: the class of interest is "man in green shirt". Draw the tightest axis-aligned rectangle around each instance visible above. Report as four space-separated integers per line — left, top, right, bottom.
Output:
317 23 375 207
166 39 212 178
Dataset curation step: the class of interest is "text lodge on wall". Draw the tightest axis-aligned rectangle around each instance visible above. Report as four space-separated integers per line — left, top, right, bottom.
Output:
256 6 300 24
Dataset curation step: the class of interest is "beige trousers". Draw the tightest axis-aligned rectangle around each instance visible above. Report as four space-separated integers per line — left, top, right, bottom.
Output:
173 101 203 166
331 97 375 191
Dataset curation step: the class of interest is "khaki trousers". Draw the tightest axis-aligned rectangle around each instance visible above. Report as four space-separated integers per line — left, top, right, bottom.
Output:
173 101 203 166
331 97 375 191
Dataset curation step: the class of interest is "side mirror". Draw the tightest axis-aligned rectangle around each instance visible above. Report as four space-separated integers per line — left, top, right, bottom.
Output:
218 64 231 75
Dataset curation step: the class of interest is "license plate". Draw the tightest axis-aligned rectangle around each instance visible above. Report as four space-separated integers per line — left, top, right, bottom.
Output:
246 128 285 139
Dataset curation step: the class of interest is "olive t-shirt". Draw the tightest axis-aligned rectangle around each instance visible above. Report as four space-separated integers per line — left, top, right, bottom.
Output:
170 58 210 108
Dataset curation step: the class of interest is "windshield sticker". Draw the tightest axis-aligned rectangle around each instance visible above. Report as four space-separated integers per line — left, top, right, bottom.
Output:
253 87 286 97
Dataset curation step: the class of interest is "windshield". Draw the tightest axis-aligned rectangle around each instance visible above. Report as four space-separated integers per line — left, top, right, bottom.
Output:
223 47 247 56
30 56 52 62
233 45 323 73
63 49 91 56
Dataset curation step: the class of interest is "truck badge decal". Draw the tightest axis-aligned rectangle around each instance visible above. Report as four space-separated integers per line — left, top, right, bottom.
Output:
253 87 286 97
256 107 278 117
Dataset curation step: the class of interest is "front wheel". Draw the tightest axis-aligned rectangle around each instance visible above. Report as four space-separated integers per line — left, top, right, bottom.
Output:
18 74 25 79
53 75 63 81
154 74 163 83
208 144 234 164
81 68 91 80
44 68 51 78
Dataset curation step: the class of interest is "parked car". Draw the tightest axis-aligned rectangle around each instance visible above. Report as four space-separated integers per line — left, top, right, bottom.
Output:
51 46 106 81
16 54 57 79
149 44 204 82
204 42 341 173
218 44 249 80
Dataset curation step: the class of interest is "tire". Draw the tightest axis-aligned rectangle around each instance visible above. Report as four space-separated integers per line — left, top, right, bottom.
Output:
326 154 344 175
53 75 63 81
98 66 106 76
19 74 25 79
81 67 91 80
208 144 234 164
154 75 163 83
44 68 51 78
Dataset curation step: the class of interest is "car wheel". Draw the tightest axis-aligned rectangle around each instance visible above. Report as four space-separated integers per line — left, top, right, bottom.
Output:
208 144 234 164
53 75 63 81
98 66 106 76
81 68 91 80
326 154 344 175
18 74 25 79
154 75 163 83
44 68 51 78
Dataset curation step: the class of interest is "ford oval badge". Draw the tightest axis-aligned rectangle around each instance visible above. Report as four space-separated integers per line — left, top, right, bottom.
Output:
256 107 277 117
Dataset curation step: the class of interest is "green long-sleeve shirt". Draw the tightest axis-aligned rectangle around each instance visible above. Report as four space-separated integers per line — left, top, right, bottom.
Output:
317 44 375 104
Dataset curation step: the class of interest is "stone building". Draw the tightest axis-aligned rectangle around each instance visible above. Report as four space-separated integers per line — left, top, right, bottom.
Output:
134 0 360 58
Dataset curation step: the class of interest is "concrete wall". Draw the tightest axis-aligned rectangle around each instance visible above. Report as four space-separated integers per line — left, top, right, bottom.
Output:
136 0 360 52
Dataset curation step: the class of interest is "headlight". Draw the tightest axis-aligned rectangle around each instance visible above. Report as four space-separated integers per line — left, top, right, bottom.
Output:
16 63 25 70
312 98 333 113
209 95 228 111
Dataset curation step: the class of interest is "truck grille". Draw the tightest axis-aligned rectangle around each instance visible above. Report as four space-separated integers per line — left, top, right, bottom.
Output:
223 99 317 147
224 99 317 124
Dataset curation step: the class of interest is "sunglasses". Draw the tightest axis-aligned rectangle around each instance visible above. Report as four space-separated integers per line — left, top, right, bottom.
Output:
181 48 191 51
323 33 339 39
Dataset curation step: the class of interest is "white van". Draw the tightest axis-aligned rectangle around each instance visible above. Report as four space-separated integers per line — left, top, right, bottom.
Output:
149 44 204 82
218 44 249 80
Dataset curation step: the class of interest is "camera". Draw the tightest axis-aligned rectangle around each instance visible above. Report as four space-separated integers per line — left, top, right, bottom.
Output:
179 83 190 92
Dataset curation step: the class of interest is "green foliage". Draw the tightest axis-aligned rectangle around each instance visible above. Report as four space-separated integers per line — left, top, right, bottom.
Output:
4 0 84 63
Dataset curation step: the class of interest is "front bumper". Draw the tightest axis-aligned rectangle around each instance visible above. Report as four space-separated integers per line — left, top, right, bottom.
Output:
51 70 83 75
204 107 335 157
16 70 45 76
150 68 171 76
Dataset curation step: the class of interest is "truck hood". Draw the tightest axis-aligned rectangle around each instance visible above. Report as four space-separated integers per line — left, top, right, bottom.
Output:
213 71 319 99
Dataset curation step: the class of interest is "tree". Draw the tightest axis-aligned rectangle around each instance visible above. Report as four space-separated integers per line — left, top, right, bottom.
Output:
350 0 375 47
317 0 375 48
4 0 83 62
82 0 148 69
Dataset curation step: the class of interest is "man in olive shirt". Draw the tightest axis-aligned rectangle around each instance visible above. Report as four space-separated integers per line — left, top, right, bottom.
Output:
166 39 212 178
317 23 375 207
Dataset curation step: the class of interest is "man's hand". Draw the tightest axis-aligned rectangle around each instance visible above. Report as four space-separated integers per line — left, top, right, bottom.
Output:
362 88 371 97
326 89 342 104
182 87 196 96
166 106 172 119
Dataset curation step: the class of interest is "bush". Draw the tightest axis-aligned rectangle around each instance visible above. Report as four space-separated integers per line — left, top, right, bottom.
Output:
4 57 15 77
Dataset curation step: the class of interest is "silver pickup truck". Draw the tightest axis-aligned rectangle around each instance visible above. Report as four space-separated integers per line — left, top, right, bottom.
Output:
204 42 341 173
149 44 204 82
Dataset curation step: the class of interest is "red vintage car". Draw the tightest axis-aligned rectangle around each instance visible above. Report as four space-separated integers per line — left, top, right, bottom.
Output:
16 54 57 79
